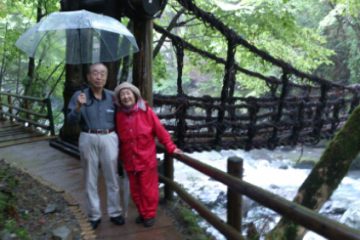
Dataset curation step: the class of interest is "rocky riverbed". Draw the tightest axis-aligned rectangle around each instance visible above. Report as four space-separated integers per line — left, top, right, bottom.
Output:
173 143 360 240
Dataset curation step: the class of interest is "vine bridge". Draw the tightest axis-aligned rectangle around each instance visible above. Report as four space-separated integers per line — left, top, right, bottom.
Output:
151 0 360 152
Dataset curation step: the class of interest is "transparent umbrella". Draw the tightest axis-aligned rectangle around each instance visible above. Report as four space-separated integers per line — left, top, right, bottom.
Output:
15 10 139 64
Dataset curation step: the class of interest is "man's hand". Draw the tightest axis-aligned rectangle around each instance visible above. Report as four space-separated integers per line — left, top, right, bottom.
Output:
76 93 87 112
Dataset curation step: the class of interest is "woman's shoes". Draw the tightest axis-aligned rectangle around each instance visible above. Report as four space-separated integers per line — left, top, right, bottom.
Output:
135 216 155 227
143 218 155 227
135 215 144 224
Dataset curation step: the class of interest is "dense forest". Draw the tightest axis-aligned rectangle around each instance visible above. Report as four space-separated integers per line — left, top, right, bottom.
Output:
0 0 359 128
1 1 360 239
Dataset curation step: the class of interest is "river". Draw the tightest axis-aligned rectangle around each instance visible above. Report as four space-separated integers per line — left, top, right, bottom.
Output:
172 144 360 239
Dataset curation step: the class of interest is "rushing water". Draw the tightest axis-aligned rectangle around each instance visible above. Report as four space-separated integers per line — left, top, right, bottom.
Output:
171 145 360 239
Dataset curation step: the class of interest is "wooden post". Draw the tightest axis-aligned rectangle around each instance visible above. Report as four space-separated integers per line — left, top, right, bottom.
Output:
0 93 3 120
24 99 30 127
8 95 13 122
204 95 214 133
175 96 187 149
132 19 153 106
45 98 55 136
164 152 174 201
227 156 243 232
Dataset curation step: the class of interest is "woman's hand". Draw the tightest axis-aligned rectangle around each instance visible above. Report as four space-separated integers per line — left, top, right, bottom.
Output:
173 148 183 155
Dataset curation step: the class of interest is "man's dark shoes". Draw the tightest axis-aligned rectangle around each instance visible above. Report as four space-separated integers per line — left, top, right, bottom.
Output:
135 215 144 224
90 219 101 230
143 218 155 227
110 215 125 225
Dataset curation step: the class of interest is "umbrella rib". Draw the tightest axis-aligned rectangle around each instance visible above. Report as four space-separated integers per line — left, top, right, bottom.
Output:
31 31 51 58
99 33 117 61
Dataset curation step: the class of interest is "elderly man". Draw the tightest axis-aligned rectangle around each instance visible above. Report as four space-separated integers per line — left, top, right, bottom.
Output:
67 63 124 229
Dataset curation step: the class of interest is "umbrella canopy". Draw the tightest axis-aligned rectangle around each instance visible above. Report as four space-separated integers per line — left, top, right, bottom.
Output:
15 10 139 64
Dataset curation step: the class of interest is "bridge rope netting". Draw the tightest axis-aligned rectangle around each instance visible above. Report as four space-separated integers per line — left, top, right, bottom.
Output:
152 0 360 152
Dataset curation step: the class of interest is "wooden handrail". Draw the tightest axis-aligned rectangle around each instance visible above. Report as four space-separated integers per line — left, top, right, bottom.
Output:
159 147 360 240
160 175 245 240
2 112 51 130
0 91 55 135
1 102 49 118
0 91 47 102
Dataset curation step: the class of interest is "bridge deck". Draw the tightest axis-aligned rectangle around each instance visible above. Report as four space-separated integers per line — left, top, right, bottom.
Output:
0 121 51 147
0 123 184 239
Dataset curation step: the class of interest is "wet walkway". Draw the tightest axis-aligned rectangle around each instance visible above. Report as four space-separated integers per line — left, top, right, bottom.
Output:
1 140 184 240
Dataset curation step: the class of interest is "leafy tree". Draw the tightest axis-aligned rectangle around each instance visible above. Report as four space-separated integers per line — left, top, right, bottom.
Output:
153 0 335 97
311 0 360 84
0 0 63 128
0 0 60 95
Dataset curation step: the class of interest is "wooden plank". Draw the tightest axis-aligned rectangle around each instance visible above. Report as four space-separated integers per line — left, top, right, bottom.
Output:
1 140 185 240
0 127 25 134
0 132 44 143
0 121 20 128
0 135 52 148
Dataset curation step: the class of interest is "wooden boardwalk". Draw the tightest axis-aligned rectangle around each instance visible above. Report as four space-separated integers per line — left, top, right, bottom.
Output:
0 121 51 147
0 124 184 239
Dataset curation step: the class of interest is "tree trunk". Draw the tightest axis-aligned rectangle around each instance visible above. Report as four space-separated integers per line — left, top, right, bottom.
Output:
119 56 130 83
104 60 120 90
267 105 360 239
0 23 8 91
59 64 84 142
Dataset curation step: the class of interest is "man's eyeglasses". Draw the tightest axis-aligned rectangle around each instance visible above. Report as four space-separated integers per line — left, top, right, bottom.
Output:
90 71 107 78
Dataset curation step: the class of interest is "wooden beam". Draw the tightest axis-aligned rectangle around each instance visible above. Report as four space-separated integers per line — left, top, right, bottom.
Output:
133 19 153 106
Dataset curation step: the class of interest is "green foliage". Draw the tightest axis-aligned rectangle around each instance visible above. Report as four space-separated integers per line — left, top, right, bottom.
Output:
329 0 360 18
0 0 62 94
155 0 335 96
348 43 360 83
3 219 30 240
314 0 360 83
176 204 211 240
0 0 358 111
0 0 63 134
237 73 270 97
0 165 30 240
153 52 173 93
0 192 10 222
196 0 334 71
283 221 298 240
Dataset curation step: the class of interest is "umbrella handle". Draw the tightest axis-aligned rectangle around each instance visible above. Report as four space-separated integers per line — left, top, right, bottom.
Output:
80 83 89 93
79 84 94 107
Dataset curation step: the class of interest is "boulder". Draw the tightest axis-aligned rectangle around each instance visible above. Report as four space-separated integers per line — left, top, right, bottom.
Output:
340 201 360 229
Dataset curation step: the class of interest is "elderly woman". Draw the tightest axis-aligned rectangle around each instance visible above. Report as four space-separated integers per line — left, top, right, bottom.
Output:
114 82 182 227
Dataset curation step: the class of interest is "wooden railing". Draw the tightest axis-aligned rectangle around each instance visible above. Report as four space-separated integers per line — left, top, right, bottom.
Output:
0 91 55 136
49 138 360 239
159 147 360 240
